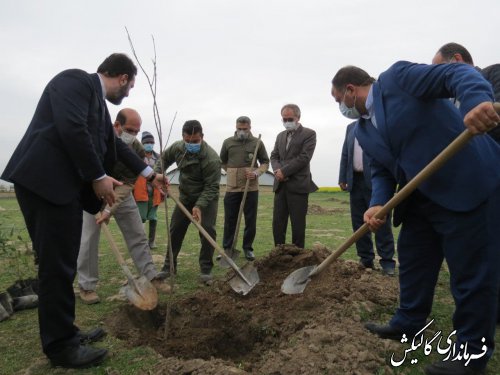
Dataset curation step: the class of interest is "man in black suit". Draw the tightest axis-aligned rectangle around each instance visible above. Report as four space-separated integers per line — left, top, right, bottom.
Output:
270 103 318 249
339 122 395 275
1 53 163 369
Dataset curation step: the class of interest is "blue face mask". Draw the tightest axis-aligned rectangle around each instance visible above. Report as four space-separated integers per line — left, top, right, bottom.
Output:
143 143 154 152
339 90 361 120
185 142 201 153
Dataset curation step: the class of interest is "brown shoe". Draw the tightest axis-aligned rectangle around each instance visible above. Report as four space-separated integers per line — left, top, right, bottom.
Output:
151 278 172 294
79 288 100 305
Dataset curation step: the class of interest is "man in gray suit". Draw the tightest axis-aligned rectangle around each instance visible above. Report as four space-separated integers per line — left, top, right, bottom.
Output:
270 103 317 249
339 121 395 275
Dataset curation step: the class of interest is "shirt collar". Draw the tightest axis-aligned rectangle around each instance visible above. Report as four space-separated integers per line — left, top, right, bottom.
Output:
363 84 374 120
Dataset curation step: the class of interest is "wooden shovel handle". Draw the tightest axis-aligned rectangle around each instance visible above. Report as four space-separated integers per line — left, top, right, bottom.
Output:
312 102 500 277
168 193 253 286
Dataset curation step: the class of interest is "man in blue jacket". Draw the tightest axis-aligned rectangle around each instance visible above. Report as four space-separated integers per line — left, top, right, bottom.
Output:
331 62 500 375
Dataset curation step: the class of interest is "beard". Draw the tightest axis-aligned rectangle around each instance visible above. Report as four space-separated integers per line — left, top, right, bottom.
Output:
106 84 129 105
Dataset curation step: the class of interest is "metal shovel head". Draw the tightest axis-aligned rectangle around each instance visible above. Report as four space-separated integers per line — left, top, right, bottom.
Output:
124 275 158 311
229 262 260 295
217 248 241 268
281 265 317 295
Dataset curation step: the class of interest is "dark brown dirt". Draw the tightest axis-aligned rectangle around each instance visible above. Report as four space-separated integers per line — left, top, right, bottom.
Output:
105 245 401 374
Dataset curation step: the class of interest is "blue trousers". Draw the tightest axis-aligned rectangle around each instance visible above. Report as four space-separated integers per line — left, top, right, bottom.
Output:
390 189 500 369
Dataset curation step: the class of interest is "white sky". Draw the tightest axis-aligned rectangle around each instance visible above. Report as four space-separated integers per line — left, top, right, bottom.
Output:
1 0 498 187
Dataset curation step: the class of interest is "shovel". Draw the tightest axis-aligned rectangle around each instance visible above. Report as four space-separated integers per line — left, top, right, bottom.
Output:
100 221 158 310
219 135 262 268
168 193 259 295
282 119 496 294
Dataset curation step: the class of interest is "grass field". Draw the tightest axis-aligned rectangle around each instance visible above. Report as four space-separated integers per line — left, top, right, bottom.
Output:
0 189 498 374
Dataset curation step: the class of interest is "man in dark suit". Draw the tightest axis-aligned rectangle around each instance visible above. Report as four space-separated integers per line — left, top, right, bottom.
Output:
339 121 395 275
1 53 163 369
331 63 500 375
270 103 317 249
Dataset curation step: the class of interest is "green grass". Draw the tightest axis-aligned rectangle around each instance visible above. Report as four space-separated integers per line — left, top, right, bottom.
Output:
0 190 499 374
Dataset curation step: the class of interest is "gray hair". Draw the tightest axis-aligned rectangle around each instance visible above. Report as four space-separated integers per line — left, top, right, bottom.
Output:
281 103 301 118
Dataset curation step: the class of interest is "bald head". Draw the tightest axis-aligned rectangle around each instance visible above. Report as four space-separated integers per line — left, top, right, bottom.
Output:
432 42 474 65
113 108 142 137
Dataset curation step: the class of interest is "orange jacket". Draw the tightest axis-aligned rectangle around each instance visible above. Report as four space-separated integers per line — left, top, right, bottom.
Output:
133 176 162 206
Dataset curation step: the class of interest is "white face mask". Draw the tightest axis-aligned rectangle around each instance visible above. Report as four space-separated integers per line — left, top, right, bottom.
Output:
120 131 136 145
283 121 297 131
236 130 250 140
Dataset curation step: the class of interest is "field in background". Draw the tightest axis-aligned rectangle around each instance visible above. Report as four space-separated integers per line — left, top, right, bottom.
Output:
0 190 498 374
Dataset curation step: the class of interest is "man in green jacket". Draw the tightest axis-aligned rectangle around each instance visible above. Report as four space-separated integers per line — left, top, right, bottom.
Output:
156 120 221 284
219 116 269 261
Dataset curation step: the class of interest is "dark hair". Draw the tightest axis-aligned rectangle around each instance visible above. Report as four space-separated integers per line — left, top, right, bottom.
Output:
332 66 375 90
182 120 203 135
97 53 138 78
436 42 474 65
236 116 251 125
280 104 301 118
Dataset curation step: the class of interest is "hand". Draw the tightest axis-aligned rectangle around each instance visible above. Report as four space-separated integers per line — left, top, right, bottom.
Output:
464 102 500 134
363 205 386 232
95 209 111 225
274 169 285 182
245 169 257 180
192 206 202 223
92 176 122 206
152 173 169 196
339 182 348 191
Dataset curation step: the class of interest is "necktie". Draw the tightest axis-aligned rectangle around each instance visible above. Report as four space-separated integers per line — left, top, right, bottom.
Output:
286 131 294 150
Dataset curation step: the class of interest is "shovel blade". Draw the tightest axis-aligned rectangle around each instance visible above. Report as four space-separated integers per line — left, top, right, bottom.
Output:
281 265 317 295
124 276 158 310
229 263 259 295
217 248 241 268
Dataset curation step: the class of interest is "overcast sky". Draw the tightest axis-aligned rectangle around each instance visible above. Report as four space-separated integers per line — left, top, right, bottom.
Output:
1 0 498 187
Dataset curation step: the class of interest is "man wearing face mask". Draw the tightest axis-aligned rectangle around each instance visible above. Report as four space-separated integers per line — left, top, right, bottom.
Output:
331 64 500 375
134 131 162 249
156 120 221 285
270 104 318 249
77 108 170 305
219 116 269 261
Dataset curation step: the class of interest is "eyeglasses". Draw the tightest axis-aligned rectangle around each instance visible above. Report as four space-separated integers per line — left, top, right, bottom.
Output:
282 118 295 122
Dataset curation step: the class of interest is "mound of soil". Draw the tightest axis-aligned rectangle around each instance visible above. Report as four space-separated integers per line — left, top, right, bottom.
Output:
105 245 400 374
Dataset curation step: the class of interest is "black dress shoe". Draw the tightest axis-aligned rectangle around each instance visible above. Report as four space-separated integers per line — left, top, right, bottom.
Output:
244 250 255 261
79 327 107 344
381 267 395 276
425 360 485 375
364 322 408 340
49 345 107 369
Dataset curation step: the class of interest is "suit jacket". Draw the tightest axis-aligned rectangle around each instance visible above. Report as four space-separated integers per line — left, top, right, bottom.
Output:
338 122 371 191
270 124 318 194
1 69 145 213
355 61 500 212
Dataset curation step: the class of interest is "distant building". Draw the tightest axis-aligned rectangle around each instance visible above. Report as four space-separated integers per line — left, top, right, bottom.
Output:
165 168 275 186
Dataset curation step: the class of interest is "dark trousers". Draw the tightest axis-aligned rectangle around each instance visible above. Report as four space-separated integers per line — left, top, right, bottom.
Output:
15 184 81 356
222 191 258 251
390 190 500 369
350 172 395 269
272 185 309 248
165 198 218 274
